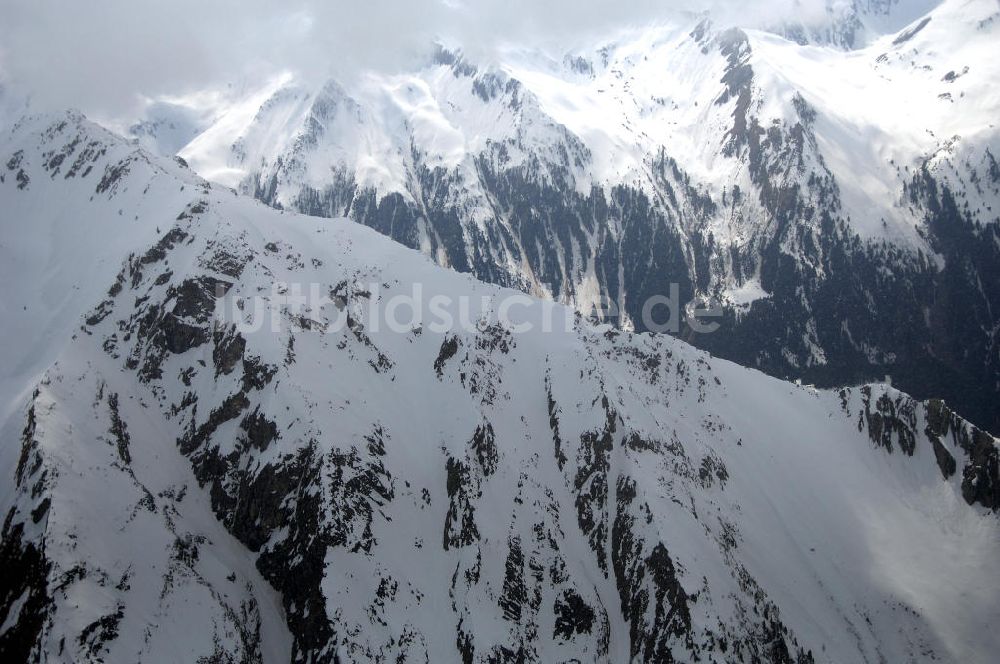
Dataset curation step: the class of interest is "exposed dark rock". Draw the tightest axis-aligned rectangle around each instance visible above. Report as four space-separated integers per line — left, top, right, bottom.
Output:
242 356 278 392
470 422 497 477
213 325 246 376
240 408 279 452
444 457 480 550
107 392 131 465
612 477 695 662
893 16 931 45
573 395 616 571
857 387 918 455
434 336 460 377
553 590 595 640
0 512 51 662
499 536 527 622
180 391 251 455
95 157 132 195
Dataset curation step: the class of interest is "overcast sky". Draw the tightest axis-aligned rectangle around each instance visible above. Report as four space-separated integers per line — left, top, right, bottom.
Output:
0 1 874 119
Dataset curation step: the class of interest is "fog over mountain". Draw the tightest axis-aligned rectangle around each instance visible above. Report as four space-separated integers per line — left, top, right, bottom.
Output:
0 1 936 118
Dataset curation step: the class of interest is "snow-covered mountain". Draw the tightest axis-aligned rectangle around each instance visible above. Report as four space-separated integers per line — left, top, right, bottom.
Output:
131 0 1000 435
2 108 998 662
770 0 944 49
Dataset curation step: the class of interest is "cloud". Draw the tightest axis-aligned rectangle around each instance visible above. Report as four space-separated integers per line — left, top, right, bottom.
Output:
0 1 912 120
0 1 336 116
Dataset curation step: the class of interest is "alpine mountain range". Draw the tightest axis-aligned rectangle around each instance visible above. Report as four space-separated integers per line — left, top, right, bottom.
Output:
1 0 998 662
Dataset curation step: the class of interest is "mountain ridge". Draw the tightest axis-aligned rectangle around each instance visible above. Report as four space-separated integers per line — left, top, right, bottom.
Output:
122 0 1000 434
1 109 997 663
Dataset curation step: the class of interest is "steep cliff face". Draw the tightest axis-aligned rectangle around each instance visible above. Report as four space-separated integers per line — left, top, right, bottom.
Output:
2 112 998 663
163 0 1000 434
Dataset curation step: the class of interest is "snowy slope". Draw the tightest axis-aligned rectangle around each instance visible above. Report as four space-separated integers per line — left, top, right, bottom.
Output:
167 0 1000 246
0 112 202 424
2 112 997 663
124 0 1000 439
748 0 1000 240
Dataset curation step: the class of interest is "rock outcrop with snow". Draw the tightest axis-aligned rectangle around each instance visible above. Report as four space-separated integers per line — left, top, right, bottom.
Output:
1 110 997 663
